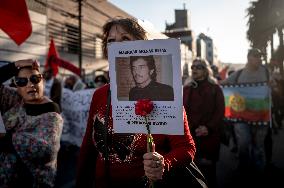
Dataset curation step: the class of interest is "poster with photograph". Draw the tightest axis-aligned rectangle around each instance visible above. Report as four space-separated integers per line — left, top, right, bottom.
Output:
108 38 183 135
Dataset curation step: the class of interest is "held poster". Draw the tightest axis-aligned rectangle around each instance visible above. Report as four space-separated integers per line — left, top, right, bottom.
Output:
60 88 95 146
108 38 183 135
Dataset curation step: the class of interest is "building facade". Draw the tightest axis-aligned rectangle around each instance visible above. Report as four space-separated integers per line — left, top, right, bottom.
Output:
164 4 195 79
0 0 133 79
198 33 219 66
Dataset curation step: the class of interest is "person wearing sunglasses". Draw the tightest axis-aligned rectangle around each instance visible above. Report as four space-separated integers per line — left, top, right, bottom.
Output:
183 58 225 188
0 59 63 187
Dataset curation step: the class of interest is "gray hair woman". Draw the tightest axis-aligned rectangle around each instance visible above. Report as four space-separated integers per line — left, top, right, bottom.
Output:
77 18 196 188
189 58 217 87
183 57 225 188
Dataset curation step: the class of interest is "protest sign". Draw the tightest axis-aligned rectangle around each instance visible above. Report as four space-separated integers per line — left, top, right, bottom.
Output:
61 88 95 146
108 38 183 135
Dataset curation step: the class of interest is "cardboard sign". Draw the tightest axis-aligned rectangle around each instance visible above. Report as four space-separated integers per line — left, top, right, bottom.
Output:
60 88 95 146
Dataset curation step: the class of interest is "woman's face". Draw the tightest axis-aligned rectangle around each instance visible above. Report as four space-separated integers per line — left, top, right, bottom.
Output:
107 24 136 43
16 68 44 104
191 61 207 81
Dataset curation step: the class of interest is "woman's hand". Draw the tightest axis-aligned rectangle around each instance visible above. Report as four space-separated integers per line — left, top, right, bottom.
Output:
143 151 165 181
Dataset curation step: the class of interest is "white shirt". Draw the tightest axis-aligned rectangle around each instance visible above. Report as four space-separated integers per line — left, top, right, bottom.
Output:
44 78 54 98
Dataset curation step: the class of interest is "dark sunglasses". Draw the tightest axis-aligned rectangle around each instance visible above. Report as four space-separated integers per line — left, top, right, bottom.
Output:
14 74 43 87
191 64 205 70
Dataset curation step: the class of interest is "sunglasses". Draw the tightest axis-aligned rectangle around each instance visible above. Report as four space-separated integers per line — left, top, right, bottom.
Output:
14 74 43 87
191 64 205 70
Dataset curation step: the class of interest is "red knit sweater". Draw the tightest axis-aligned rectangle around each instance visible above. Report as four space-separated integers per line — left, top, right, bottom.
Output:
76 84 196 187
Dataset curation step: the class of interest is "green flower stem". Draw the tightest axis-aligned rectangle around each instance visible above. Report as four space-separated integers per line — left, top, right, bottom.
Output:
145 116 155 188
145 116 154 152
145 116 150 134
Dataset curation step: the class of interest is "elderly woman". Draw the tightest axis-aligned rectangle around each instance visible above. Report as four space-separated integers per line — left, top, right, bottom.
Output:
183 58 225 188
76 18 196 188
0 59 63 187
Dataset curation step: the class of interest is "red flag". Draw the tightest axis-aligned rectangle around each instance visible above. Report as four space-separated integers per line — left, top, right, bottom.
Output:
45 38 81 76
55 58 81 76
45 38 59 76
0 0 32 45
219 66 229 80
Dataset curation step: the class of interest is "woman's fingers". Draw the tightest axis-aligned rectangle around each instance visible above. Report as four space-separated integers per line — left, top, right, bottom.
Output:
143 151 165 181
143 157 163 168
144 165 163 180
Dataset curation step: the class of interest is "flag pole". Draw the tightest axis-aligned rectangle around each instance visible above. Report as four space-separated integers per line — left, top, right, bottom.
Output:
78 0 83 79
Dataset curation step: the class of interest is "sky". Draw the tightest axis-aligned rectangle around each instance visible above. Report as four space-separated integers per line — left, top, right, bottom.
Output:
109 0 252 64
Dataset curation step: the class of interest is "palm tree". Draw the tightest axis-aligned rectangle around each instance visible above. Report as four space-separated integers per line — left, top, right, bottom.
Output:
246 0 284 74
246 0 273 63
270 0 284 75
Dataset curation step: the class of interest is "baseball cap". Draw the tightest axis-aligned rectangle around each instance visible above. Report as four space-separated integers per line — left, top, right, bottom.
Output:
247 48 262 58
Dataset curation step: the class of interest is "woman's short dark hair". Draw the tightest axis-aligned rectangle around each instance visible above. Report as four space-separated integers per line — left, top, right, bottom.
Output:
17 65 40 76
102 17 147 58
130 55 157 81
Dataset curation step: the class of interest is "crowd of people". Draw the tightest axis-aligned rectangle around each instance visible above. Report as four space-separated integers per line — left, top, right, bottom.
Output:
0 17 284 188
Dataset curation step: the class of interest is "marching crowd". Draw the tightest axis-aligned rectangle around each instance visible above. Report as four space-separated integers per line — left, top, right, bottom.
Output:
1 17 284 188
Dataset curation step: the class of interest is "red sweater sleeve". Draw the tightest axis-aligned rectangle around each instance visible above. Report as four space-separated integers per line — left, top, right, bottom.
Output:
163 107 196 171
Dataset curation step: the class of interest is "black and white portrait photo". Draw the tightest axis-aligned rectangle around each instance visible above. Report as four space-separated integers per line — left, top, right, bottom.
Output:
116 55 174 101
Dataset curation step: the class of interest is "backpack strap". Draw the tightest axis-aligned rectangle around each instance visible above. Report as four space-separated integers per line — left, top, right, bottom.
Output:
264 66 270 82
234 69 243 84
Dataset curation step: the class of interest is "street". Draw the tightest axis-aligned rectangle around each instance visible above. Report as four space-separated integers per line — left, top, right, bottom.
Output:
217 123 284 188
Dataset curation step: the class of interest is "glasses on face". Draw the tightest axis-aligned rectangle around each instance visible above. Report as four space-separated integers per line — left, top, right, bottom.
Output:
191 64 205 70
14 74 43 87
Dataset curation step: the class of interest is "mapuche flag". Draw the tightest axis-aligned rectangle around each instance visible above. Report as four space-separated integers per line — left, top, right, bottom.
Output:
0 0 32 45
221 83 271 124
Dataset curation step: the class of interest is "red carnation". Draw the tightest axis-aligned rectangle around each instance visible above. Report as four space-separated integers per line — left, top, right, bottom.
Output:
135 99 154 116
135 99 154 153
135 99 155 187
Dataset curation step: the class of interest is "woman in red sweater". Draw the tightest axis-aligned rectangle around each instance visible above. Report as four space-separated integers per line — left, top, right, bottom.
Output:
76 18 196 188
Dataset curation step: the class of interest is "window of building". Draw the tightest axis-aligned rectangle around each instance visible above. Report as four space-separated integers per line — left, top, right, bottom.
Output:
94 37 103 58
208 51 212 58
65 24 79 54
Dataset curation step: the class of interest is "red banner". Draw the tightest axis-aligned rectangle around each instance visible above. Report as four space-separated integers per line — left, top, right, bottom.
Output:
45 38 59 76
53 57 81 76
0 0 32 45
45 38 81 76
